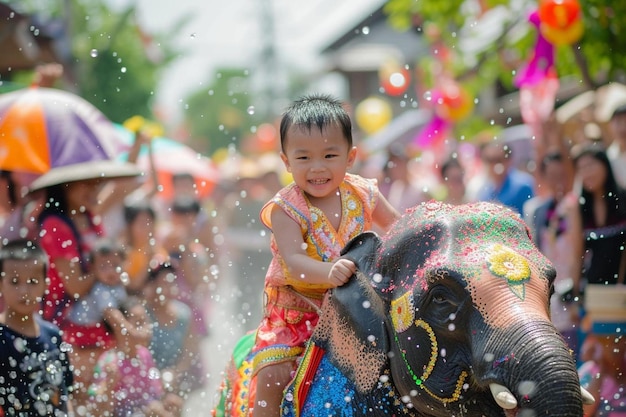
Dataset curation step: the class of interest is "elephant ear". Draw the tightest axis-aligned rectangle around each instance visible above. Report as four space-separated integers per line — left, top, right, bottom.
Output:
307 232 390 392
334 232 388 351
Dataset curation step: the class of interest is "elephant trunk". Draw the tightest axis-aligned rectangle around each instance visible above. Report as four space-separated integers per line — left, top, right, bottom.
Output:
475 316 583 417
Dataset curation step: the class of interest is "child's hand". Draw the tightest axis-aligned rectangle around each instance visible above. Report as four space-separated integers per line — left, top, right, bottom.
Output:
329 259 356 287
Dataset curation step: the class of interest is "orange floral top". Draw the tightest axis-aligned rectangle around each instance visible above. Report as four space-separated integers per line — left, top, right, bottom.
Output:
253 174 378 354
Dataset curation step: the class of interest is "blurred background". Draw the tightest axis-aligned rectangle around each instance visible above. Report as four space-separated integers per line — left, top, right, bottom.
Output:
4 0 625 160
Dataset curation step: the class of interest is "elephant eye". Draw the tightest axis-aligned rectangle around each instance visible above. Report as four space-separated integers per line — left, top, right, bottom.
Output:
433 293 447 303
429 287 452 305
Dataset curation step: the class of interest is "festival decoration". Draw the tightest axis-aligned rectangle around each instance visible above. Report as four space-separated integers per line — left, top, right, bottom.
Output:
538 0 584 46
379 61 411 97
515 10 560 136
355 96 392 135
433 83 474 123
413 81 474 150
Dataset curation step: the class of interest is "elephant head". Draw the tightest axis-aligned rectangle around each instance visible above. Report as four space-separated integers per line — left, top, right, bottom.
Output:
302 201 591 417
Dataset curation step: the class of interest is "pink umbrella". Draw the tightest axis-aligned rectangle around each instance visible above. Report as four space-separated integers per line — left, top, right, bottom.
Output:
113 124 219 198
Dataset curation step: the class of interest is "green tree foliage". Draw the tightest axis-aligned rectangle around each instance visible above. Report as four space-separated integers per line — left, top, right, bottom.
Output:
9 0 180 123
185 68 259 154
68 2 179 123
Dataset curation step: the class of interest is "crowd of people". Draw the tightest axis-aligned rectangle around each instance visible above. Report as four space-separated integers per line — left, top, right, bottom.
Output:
1 89 625 417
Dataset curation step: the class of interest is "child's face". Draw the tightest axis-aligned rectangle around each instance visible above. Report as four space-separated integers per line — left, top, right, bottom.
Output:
145 269 176 304
280 124 356 200
93 252 123 287
0 259 46 317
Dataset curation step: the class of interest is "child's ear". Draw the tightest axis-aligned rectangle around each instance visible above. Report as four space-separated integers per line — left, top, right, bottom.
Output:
347 146 358 169
280 152 291 173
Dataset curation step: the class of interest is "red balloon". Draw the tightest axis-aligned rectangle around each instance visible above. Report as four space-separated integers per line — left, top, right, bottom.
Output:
380 68 410 96
538 0 581 30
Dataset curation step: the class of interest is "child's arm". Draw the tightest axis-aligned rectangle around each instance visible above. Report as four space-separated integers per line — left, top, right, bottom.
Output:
372 193 402 234
271 205 353 287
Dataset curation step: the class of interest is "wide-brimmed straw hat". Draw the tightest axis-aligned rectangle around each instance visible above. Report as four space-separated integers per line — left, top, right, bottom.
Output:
29 160 141 192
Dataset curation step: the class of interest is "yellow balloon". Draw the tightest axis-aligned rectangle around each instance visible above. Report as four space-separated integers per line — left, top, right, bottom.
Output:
541 19 584 45
355 97 393 135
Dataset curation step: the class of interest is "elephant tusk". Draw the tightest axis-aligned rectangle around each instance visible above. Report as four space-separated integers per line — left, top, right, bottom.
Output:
489 383 518 410
581 386 595 405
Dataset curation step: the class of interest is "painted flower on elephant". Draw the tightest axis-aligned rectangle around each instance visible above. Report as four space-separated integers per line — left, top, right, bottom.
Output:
486 243 531 300
390 291 415 333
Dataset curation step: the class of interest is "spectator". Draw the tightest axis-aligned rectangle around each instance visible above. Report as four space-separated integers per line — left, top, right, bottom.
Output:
33 162 140 410
472 137 535 215
379 143 431 213
523 151 582 352
159 196 211 339
572 143 626 294
63 238 150 355
607 102 626 189
577 284 626 416
438 156 468 205
143 260 206 402
0 239 74 416
121 201 168 295
89 297 182 417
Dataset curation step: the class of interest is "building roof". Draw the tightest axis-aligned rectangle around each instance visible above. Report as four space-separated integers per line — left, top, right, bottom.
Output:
0 4 62 75
321 5 427 72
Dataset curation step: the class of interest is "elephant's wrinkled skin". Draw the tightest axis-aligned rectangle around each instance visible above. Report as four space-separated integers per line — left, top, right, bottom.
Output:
215 201 587 417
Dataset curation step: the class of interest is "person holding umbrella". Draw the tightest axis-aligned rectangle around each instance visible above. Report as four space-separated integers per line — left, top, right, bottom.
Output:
27 135 146 412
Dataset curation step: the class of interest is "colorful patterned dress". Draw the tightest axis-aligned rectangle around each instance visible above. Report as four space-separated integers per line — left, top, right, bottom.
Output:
251 173 379 374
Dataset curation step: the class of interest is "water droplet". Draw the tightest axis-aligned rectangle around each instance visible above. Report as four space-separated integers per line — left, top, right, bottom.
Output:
120 67 127 73
362 26 370 35
247 106 255 115
90 49 98 58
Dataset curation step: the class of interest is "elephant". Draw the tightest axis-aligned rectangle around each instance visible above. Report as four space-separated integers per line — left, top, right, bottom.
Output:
213 201 594 417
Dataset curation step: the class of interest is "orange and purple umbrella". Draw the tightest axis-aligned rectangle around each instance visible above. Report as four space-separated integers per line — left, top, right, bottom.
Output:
0 86 122 174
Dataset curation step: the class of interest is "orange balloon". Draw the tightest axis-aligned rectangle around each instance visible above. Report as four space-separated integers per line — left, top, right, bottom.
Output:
434 84 474 122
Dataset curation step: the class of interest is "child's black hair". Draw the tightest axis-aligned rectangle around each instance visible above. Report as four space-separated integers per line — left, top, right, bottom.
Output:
146 259 177 283
279 93 353 152
171 196 201 215
90 237 126 264
124 200 156 225
0 239 48 277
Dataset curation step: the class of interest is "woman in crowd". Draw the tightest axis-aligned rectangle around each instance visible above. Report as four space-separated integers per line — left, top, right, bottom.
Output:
572 143 626 296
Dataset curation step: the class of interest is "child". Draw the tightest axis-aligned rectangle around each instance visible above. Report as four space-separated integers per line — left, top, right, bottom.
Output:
89 297 182 417
142 259 206 400
250 94 401 417
0 239 74 416
62 237 151 412
63 238 129 350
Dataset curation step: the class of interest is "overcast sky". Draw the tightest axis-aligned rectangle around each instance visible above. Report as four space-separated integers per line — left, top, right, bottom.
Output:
107 0 385 120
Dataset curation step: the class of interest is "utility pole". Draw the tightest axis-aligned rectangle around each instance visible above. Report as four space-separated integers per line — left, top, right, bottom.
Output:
258 0 280 121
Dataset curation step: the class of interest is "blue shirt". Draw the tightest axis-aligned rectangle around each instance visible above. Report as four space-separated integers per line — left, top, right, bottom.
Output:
478 169 535 216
